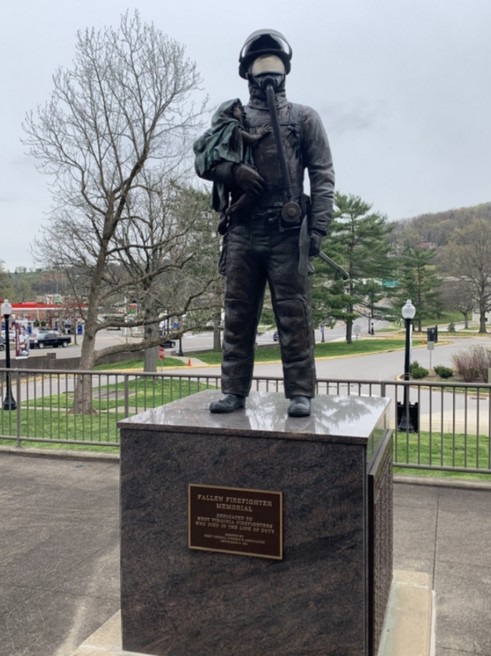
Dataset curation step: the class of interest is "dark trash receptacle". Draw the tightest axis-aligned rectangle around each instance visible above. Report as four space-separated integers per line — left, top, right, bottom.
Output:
427 326 438 343
397 401 419 432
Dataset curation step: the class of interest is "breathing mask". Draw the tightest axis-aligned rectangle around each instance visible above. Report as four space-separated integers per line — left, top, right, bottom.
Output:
249 55 286 92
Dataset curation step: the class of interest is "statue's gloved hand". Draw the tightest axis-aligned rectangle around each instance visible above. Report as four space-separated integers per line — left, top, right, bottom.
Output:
309 231 324 257
233 164 265 196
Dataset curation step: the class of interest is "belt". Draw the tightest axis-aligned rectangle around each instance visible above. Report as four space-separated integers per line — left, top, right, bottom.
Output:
251 206 303 229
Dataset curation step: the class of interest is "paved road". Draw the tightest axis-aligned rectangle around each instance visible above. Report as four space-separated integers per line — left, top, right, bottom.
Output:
175 336 491 382
8 316 380 362
319 335 491 380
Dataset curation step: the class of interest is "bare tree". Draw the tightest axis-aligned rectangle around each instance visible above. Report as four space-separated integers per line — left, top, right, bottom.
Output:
440 278 475 329
111 180 222 372
446 220 491 333
23 12 208 410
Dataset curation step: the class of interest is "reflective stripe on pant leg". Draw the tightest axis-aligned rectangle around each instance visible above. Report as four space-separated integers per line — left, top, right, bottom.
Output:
221 296 262 396
221 224 266 396
274 298 316 398
267 229 316 398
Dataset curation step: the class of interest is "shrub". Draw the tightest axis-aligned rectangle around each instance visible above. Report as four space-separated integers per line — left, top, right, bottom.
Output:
410 361 429 379
452 345 491 382
434 364 453 379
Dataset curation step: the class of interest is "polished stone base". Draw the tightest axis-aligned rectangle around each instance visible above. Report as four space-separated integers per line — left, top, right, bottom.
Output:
119 391 392 656
71 572 435 656
72 570 436 656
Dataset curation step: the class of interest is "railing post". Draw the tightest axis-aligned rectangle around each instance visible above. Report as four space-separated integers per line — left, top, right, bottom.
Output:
15 371 22 448
124 374 130 418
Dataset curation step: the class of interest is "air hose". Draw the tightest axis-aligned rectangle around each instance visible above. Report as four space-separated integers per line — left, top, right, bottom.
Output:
264 81 302 224
262 79 349 280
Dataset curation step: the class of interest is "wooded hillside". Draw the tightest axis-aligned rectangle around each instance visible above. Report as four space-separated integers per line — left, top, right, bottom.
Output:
391 202 491 247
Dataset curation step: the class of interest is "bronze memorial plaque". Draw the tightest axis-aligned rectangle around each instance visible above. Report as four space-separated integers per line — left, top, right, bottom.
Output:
188 484 283 560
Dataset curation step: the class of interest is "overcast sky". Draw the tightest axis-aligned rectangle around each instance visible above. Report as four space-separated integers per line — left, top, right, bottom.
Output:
1 0 491 271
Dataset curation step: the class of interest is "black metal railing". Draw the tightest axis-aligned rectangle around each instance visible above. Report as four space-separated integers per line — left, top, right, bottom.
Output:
1 367 490 474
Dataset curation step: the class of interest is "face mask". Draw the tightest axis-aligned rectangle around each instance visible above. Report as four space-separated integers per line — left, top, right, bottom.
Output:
248 54 286 93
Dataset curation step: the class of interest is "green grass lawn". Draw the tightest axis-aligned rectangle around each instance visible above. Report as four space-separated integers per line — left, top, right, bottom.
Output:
193 337 417 365
0 377 215 448
394 429 491 481
89 333 486 370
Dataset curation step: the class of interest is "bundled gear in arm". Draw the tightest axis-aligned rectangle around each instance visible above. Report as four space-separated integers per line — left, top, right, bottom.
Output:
194 98 269 221
193 29 335 417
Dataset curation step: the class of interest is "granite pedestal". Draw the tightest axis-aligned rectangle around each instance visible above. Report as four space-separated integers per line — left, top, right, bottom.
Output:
119 390 392 656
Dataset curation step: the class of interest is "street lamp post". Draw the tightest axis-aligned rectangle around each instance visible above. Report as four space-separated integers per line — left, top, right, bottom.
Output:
398 299 416 432
1 299 17 410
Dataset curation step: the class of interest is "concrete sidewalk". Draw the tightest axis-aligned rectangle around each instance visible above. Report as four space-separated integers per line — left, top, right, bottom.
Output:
0 452 120 656
393 477 491 655
0 451 490 656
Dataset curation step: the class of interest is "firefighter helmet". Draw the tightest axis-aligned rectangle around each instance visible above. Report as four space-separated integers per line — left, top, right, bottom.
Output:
238 29 292 79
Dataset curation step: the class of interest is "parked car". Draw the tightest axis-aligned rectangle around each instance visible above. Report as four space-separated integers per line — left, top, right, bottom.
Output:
29 332 71 349
0 336 4 351
273 330 279 342
161 338 176 349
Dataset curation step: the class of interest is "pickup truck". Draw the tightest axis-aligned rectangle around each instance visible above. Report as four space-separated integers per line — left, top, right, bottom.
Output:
29 331 71 349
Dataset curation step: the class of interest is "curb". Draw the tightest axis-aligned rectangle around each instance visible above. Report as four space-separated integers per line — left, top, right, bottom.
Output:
0 445 119 463
1 449 490 489
394 474 491 491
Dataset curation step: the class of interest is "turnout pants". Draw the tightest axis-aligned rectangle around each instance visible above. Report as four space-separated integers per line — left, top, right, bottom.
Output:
221 218 316 399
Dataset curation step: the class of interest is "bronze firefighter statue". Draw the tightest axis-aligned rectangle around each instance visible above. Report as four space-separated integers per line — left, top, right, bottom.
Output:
194 29 335 417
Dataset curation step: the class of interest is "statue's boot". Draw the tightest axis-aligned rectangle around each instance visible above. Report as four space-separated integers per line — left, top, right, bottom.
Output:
287 396 311 417
209 394 245 414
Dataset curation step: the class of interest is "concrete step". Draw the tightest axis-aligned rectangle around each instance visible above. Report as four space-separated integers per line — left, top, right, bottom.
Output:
378 570 435 656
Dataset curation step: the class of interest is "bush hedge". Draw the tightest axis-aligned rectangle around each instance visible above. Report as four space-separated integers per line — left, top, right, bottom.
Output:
452 345 491 383
410 361 429 379
434 365 453 379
